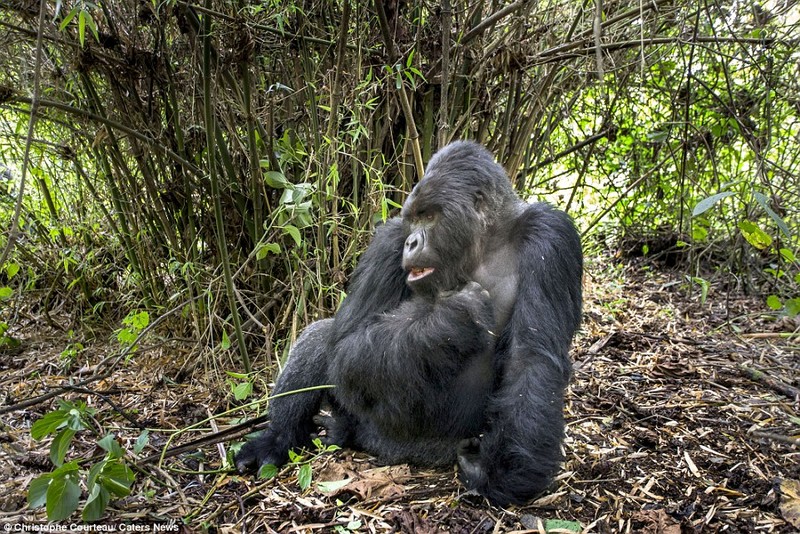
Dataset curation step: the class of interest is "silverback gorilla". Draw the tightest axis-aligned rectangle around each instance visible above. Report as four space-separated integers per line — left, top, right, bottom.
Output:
236 141 583 506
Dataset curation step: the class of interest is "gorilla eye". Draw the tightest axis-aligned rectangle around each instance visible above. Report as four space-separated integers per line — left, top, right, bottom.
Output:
417 209 436 222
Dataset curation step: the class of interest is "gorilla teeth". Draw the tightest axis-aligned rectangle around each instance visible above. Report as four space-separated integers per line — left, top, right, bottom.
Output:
408 267 435 281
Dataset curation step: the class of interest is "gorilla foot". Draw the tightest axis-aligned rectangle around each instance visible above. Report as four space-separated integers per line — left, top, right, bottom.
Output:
234 429 290 474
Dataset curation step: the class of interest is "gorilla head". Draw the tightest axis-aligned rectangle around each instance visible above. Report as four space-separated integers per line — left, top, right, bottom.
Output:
401 141 518 295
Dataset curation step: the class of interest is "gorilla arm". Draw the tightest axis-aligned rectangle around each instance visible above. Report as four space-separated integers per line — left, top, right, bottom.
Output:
457 202 583 506
329 281 495 434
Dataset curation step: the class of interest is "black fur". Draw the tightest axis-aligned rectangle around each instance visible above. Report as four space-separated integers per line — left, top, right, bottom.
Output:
235 141 583 506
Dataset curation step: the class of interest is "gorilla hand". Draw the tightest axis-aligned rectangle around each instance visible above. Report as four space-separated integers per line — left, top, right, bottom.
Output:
457 437 488 489
440 281 495 331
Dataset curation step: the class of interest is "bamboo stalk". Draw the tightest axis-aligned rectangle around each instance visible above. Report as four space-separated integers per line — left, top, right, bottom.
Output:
202 0 251 373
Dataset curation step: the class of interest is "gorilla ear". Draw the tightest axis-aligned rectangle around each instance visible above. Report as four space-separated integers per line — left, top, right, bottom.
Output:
474 191 487 212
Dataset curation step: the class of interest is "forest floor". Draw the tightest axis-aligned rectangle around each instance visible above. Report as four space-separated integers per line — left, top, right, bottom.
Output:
1 256 799 533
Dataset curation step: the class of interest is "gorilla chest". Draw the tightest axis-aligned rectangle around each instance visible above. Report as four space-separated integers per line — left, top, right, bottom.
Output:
472 245 519 332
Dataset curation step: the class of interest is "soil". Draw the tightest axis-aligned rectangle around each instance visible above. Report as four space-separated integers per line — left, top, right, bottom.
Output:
1 258 798 533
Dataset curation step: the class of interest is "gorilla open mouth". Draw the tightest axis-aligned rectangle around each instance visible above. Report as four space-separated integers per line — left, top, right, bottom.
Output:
407 267 435 282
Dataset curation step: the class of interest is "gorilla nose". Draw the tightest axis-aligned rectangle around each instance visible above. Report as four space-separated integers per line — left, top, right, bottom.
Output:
404 233 422 254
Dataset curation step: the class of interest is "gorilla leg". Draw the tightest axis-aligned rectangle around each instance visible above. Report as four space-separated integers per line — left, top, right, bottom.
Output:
235 319 334 472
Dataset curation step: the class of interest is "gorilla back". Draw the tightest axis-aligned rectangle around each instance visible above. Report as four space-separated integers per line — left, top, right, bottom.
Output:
235 141 583 506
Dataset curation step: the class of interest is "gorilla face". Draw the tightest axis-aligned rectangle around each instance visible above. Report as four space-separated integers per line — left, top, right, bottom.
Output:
401 184 482 296
401 142 515 296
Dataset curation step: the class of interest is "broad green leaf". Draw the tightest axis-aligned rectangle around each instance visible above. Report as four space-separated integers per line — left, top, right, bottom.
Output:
692 191 735 217
282 225 302 247
0 286 12 299
544 519 582 532
97 434 124 457
692 226 708 241
6 263 20 279
50 460 80 477
298 463 313 489
27 475 52 508
766 295 782 310
50 428 76 466
31 410 69 440
738 220 772 250
265 171 291 189
82 484 110 522
45 475 80 521
99 462 135 497
128 311 149 330
786 298 800 317
87 460 105 488
258 464 278 479
256 242 281 260
232 381 252 401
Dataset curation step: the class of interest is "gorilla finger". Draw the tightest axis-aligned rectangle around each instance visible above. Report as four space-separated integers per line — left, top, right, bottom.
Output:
312 414 335 427
457 436 481 456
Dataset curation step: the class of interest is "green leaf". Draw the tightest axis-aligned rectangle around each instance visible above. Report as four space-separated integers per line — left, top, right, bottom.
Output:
265 170 291 189
786 298 800 317
46 475 80 521
97 434 124 458
231 381 252 401
688 276 709 304
646 130 669 143
753 191 791 238
78 10 86 47
298 463 313 489
691 226 708 241
50 428 76 466
6 262 20 279
27 475 52 508
316 478 350 493
779 248 796 262
99 461 135 497
127 311 150 330
766 295 782 310
31 411 68 440
225 371 249 379
282 225 302 247
544 519 582 532
256 242 281 260
692 191 736 217
738 220 772 250
221 330 231 350
0 286 12 299
59 6 78 30
82 484 110 522
258 464 278 479
83 11 99 42
133 430 150 454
